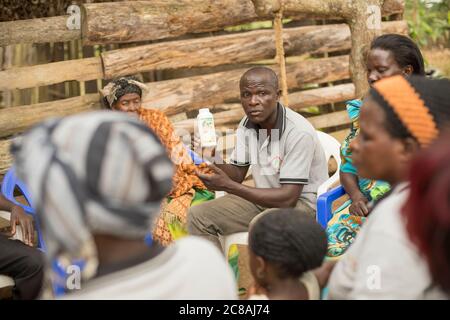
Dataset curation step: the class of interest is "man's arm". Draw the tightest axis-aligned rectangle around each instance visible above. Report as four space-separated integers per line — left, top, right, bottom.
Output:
214 163 249 184
0 193 16 212
226 181 302 208
196 164 302 208
0 194 35 246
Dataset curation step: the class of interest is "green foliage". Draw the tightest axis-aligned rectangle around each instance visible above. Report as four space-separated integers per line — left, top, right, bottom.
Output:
406 0 450 47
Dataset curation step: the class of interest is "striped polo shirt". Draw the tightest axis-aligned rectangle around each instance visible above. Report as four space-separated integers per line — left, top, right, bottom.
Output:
230 103 328 209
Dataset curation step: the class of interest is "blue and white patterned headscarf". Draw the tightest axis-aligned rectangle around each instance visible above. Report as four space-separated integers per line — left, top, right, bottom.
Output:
11 111 173 279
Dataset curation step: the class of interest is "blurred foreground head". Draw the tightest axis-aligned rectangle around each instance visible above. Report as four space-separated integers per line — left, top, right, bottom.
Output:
11 111 173 278
403 131 450 294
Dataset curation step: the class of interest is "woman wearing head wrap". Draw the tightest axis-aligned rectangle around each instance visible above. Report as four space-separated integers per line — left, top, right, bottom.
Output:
327 34 426 258
11 111 237 299
100 77 214 246
328 75 450 299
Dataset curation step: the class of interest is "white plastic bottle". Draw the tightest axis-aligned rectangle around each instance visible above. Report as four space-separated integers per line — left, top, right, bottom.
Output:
197 108 217 148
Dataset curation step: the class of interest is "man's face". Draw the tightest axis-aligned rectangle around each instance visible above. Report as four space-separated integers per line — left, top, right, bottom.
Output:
240 73 280 126
350 96 406 183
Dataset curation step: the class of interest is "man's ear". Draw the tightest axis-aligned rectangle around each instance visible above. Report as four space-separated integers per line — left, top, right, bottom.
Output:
276 89 282 100
255 256 267 280
403 65 414 76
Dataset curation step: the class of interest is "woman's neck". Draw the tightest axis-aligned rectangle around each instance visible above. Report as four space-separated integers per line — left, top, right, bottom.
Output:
93 234 164 277
265 277 309 300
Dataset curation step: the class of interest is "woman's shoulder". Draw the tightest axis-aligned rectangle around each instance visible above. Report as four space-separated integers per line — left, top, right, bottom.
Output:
138 108 167 118
345 99 363 122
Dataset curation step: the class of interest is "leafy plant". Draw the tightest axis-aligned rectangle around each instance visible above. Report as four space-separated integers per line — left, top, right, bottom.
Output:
406 0 450 48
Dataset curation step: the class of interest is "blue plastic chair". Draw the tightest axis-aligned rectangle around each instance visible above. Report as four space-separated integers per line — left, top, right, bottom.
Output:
1 166 45 250
316 185 346 229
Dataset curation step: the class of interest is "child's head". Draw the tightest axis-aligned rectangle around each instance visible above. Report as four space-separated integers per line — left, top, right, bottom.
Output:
351 75 450 185
248 209 327 288
367 34 425 86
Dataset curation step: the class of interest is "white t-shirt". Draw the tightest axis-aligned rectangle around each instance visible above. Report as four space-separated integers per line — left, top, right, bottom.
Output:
328 184 448 300
63 237 238 300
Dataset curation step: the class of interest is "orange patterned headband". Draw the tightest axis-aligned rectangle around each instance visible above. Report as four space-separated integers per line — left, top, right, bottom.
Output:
372 75 439 146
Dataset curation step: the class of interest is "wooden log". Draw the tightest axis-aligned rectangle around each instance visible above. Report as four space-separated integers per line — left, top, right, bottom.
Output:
0 138 13 175
173 83 355 133
330 128 351 142
102 20 406 79
252 0 404 19
0 0 404 47
81 0 404 45
289 82 355 111
81 0 260 45
0 21 405 90
0 57 102 91
0 94 101 139
307 110 350 129
143 55 350 116
0 16 80 47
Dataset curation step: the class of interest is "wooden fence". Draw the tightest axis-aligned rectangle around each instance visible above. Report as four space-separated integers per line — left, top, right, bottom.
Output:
0 0 407 174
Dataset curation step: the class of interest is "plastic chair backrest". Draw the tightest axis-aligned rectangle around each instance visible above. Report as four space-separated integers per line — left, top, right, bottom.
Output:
1 167 34 213
316 131 342 196
316 185 346 229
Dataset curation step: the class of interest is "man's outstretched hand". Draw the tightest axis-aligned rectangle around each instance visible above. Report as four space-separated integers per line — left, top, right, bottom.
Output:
195 163 234 192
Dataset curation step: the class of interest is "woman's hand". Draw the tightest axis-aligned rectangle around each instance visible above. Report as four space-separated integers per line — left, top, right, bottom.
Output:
349 194 369 217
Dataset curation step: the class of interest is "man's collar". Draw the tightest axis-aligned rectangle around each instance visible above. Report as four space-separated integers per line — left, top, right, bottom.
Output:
243 102 287 137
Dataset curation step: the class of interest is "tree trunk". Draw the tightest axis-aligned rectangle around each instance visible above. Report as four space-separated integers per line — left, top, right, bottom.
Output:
0 94 100 139
349 0 384 97
102 20 405 79
142 55 350 116
0 16 80 47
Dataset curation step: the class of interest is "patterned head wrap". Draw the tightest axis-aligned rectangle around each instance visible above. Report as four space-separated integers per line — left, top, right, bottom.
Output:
11 111 173 279
100 77 149 109
370 75 450 147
